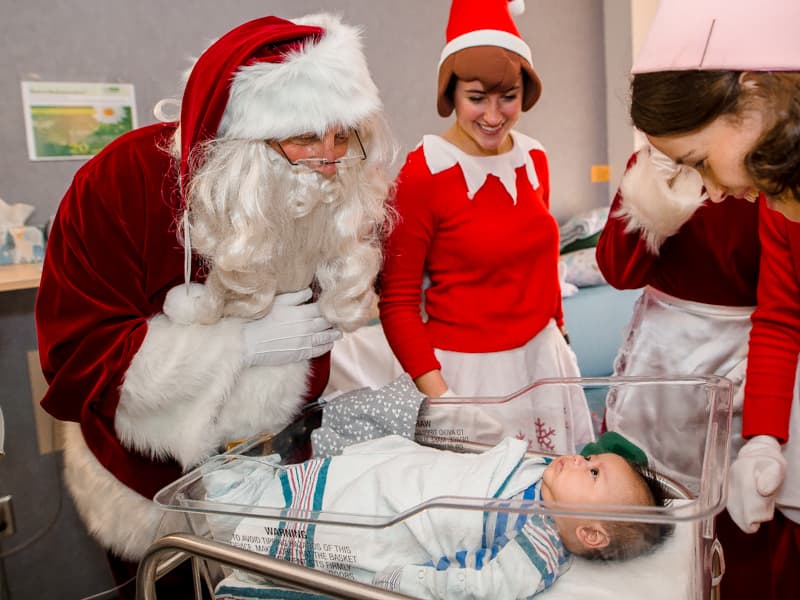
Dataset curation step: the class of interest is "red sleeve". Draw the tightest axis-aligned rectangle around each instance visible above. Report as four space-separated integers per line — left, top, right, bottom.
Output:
37 169 150 423
742 201 800 442
533 150 564 327
35 128 184 425
379 149 441 379
595 153 659 290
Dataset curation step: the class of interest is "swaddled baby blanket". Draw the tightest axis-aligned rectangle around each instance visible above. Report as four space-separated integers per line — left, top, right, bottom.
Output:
206 436 570 599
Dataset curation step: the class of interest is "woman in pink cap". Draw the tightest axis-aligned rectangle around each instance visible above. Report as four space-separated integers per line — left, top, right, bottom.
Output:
379 0 593 448
627 0 800 597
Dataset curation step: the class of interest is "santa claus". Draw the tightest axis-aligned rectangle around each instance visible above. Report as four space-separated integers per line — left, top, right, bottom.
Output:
35 11 395 591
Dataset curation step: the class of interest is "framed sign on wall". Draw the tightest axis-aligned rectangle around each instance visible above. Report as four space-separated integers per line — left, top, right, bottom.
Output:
20 81 137 161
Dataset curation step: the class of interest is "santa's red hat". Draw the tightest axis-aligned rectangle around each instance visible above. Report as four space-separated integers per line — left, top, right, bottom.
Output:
633 0 800 74
437 0 541 116
179 13 382 189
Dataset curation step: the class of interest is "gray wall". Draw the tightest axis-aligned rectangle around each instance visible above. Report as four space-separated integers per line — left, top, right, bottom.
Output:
603 0 635 201
0 2 632 598
1 0 613 226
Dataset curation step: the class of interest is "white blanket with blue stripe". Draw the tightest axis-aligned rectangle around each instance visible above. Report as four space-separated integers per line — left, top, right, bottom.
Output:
206 435 570 599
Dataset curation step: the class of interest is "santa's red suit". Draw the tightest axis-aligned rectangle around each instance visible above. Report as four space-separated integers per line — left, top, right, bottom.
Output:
35 13 387 562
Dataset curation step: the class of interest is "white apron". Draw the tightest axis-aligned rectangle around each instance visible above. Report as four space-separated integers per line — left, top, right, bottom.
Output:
605 286 753 492
416 319 595 454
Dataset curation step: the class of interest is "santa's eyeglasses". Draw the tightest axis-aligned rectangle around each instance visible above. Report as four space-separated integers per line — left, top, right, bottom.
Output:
271 129 367 169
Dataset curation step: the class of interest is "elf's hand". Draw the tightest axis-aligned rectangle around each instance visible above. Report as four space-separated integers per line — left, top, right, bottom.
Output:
727 435 786 533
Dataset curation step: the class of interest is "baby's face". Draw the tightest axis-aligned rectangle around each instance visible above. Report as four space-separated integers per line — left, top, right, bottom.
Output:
540 453 641 505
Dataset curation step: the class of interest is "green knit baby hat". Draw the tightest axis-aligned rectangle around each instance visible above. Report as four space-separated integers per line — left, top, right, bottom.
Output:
580 431 648 467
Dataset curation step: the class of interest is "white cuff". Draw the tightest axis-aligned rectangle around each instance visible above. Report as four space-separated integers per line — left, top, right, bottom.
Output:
615 147 707 254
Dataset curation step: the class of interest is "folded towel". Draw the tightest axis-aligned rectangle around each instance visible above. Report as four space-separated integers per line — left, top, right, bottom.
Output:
559 208 608 249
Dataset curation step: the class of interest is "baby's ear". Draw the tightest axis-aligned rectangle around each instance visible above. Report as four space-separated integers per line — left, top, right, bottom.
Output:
576 522 610 550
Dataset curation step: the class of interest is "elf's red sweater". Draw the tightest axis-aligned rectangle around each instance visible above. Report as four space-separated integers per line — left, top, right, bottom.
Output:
379 136 562 379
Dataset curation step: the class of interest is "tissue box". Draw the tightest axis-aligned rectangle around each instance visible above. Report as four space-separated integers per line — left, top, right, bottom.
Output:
1 226 45 265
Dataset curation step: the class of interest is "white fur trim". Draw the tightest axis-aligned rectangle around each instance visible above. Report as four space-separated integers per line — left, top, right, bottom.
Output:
62 422 186 560
615 148 707 254
219 13 381 141
216 361 311 443
116 310 310 469
439 29 533 68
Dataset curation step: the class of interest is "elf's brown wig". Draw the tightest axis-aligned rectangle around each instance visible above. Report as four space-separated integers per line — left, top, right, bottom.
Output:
437 45 542 117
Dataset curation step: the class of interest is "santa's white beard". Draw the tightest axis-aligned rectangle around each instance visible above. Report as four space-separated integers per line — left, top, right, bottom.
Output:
183 139 383 330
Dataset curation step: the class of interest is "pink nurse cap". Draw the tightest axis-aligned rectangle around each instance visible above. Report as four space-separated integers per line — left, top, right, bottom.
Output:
632 0 800 74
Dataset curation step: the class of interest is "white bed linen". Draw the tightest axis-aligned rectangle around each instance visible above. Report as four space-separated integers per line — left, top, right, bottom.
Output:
211 499 699 599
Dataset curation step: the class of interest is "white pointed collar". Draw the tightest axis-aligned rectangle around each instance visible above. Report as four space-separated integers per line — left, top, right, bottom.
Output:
422 131 544 205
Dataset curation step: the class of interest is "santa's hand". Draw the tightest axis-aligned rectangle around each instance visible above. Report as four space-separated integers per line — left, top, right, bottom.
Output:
242 288 341 367
727 435 786 533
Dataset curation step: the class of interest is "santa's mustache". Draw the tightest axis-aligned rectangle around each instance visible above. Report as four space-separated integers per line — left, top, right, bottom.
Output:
181 139 375 325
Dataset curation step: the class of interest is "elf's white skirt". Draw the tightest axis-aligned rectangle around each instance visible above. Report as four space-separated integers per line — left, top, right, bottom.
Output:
422 319 594 453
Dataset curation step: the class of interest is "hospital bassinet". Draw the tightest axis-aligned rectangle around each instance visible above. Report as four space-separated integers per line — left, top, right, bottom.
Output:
148 375 732 600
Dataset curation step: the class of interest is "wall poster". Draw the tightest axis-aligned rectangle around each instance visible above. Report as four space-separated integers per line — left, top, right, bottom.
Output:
20 81 137 161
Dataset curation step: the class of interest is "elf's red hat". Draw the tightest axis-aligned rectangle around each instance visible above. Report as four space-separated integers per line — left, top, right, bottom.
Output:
437 0 541 116
179 13 382 191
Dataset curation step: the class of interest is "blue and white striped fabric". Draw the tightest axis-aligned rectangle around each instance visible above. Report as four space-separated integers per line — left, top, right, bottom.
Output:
205 435 571 599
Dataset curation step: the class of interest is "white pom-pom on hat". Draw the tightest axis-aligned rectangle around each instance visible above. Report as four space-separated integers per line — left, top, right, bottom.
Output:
508 0 525 16
163 283 217 325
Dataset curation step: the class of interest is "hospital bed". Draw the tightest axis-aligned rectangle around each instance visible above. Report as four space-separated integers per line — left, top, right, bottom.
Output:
145 375 731 600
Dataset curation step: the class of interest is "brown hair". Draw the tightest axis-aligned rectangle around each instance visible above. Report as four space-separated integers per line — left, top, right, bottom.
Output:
743 73 800 201
437 45 542 117
577 463 674 562
631 70 800 202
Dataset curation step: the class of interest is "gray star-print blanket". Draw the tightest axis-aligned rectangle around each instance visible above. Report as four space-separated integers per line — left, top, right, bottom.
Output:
311 374 426 458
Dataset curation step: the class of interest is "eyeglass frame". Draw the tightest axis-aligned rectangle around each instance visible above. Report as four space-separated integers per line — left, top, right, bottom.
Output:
270 129 367 168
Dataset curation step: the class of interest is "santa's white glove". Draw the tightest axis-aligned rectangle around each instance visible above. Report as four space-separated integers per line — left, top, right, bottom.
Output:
242 288 341 367
727 435 787 533
439 388 457 398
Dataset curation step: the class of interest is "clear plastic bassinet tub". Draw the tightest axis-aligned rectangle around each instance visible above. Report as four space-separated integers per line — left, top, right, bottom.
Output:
153 375 733 600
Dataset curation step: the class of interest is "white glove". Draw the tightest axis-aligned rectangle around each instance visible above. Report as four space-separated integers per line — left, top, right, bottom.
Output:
242 288 342 367
439 388 457 398
727 435 787 533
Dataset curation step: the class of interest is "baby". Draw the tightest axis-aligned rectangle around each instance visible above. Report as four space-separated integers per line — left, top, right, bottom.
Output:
205 434 673 599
